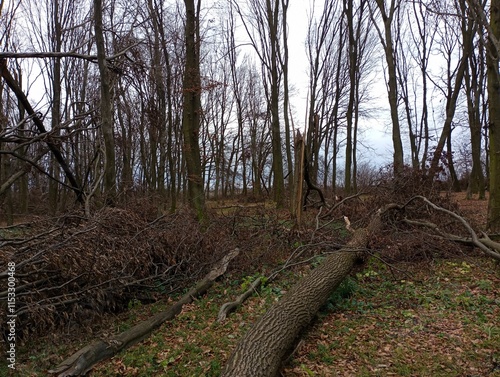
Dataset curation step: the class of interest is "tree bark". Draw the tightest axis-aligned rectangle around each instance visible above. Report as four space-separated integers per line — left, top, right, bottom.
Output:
293 131 305 226
221 208 388 377
94 0 116 202
487 0 500 231
49 249 239 377
182 0 206 222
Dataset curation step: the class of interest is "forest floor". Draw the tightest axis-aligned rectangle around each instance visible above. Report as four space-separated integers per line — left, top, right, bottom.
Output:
451 192 489 227
4 193 500 377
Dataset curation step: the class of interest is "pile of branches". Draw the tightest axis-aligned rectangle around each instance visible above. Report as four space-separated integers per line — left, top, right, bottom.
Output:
322 167 485 263
0 208 236 340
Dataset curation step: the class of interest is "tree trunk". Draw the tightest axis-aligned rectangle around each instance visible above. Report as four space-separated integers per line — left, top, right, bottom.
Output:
487 0 500 231
94 0 116 203
373 0 404 175
446 129 461 192
268 0 285 208
293 131 305 226
465 19 486 200
14 66 29 213
344 0 357 195
221 209 388 377
48 0 63 215
280 0 293 205
182 0 206 222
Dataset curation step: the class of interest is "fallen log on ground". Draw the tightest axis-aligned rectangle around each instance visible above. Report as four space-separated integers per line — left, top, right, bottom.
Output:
49 249 239 377
221 207 394 377
217 238 334 322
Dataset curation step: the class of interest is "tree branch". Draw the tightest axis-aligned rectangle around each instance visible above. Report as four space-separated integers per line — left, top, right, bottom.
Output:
405 196 500 261
0 59 85 203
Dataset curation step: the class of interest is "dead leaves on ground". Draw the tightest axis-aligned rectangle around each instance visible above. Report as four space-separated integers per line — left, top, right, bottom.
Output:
284 258 499 377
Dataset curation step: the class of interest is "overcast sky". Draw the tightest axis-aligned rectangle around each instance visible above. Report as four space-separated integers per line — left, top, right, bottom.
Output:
286 1 394 167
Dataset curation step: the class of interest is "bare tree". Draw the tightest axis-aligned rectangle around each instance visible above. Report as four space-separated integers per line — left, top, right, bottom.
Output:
232 0 286 207
226 4 248 196
245 59 271 197
343 0 373 195
306 0 343 187
427 0 474 187
404 0 438 170
369 0 404 175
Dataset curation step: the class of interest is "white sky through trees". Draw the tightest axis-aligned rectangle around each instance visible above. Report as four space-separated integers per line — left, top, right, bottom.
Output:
3 0 478 177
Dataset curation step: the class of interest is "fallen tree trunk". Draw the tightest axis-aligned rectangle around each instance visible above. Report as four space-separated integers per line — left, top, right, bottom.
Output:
49 249 239 377
221 208 391 377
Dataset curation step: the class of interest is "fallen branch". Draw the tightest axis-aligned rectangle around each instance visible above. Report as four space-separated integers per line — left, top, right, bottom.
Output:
0 59 84 202
321 192 365 219
217 240 334 322
49 249 239 377
218 276 263 322
405 196 500 262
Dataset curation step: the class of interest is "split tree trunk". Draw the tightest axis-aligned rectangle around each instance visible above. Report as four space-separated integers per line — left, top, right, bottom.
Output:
221 209 388 377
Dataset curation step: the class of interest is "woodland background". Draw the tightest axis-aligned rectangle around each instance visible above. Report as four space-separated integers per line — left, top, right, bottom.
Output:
1 0 500 375
0 0 498 222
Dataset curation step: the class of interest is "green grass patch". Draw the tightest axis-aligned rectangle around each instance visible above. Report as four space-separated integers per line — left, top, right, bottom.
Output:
285 257 500 376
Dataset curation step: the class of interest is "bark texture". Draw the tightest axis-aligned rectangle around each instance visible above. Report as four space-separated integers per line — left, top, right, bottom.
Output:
182 0 206 222
487 0 500 231
221 212 385 377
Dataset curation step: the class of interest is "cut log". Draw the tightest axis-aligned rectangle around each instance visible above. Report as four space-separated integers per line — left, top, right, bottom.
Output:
221 208 391 377
49 249 239 377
